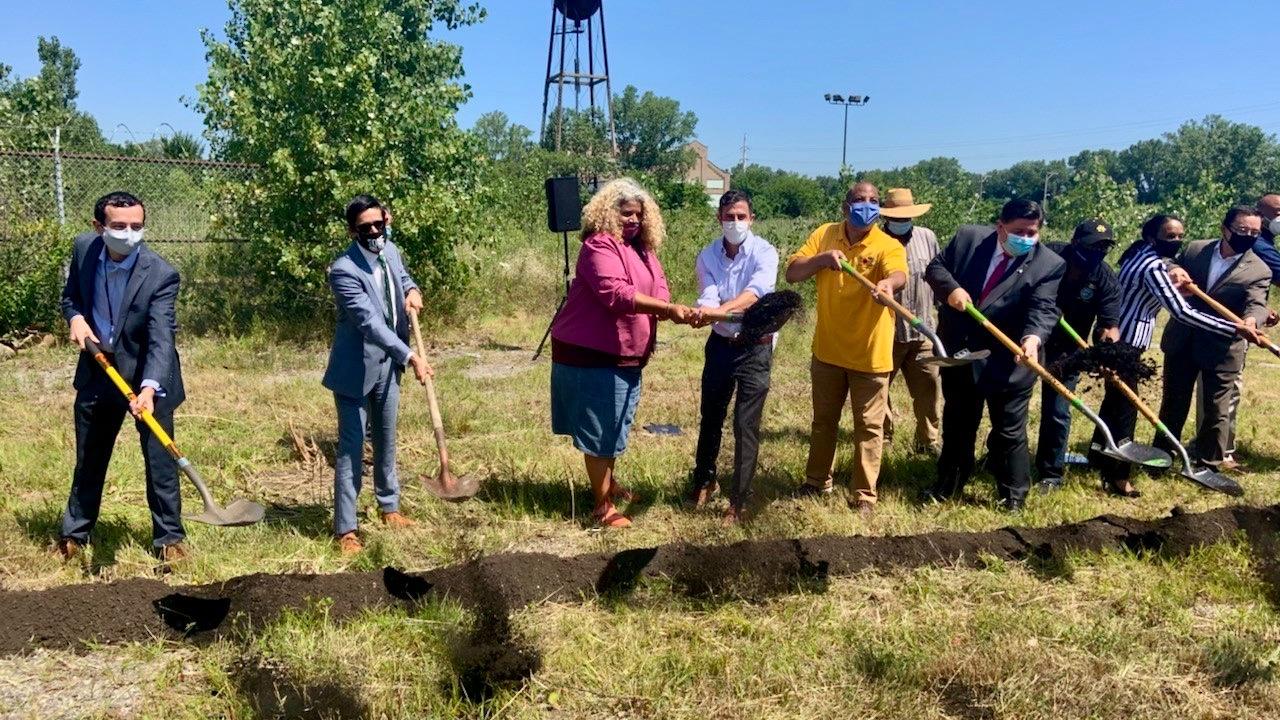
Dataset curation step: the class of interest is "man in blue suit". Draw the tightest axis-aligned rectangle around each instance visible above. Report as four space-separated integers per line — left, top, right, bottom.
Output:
323 195 431 554
59 191 189 564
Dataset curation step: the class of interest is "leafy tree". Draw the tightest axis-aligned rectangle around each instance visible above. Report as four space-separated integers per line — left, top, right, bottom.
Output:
981 159 1069 204
0 37 108 151
472 111 532 162
194 0 486 322
1048 157 1145 242
1161 172 1237 240
611 85 698 179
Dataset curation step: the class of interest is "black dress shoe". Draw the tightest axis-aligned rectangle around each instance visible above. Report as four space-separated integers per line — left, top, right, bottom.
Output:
1035 477 1063 495
1000 497 1025 512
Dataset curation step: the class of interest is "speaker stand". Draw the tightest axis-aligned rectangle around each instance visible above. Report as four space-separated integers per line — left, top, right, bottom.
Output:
533 230 572 361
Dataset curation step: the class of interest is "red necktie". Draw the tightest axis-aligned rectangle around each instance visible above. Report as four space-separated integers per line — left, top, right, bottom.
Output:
978 254 1011 304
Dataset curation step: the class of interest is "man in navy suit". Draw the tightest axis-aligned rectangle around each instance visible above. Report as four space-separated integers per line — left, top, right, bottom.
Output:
59 191 189 563
322 194 431 554
923 199 1066 510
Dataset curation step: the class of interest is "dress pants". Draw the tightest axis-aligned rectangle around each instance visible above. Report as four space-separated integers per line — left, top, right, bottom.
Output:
691 333 773 508
1033 347 1080 481
934 367 1034 504
333 360 402 536
1155 350 1237 470
60 374 185 548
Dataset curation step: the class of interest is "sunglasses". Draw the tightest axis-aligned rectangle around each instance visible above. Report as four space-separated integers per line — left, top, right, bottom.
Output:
356 220 386 234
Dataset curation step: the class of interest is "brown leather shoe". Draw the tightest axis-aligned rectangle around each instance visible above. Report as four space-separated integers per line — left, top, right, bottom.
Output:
686 482 719 509
157 542 190 564
337 532 363 555
380 511 416 528
55 538 81 562
1221 457 1248 475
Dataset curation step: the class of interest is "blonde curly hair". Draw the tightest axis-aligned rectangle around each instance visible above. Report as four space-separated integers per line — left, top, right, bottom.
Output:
579 177 665 250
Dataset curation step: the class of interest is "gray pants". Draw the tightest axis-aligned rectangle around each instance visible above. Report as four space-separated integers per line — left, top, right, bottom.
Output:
1196 360 1243 458
1156 351 1237 469
692 333 773 508
333 362 402 536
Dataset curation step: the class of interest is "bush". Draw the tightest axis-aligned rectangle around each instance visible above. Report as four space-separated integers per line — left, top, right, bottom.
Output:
0 219 71 334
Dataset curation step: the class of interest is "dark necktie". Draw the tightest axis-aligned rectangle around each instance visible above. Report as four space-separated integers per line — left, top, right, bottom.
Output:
377 255 395 326
978 254 1011 304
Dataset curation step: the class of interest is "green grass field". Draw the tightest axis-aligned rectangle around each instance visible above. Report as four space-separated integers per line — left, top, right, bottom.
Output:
3 305 1280 718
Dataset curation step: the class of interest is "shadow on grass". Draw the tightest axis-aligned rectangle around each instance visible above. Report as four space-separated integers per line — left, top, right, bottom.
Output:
262 502 336 540
14 504 151 573
474 471 678 524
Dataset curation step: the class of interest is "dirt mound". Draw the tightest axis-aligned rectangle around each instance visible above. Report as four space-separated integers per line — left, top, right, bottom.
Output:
3 504 1277 662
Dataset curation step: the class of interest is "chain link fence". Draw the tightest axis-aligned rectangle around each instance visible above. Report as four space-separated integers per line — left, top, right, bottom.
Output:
0 134 259 334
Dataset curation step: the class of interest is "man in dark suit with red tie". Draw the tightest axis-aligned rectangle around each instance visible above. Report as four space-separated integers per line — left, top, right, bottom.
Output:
922 199 1066 510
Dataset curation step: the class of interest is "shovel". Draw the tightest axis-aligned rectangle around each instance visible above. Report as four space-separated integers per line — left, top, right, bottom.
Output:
837 259 990 367
961 304 1172 469
1184 282 1280 358
408 312 479 502
1056 318 1240 495
82 339 265 526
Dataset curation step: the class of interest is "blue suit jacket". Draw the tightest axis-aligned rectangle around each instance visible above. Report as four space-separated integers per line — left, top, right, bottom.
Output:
60 232 185 404
322 240 419 399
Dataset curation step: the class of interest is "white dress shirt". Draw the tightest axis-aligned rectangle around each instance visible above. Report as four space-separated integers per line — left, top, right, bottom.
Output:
1206 240 1238 289
694 232 779 338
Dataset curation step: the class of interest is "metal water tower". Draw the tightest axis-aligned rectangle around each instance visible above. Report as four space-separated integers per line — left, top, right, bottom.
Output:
539 0 617 156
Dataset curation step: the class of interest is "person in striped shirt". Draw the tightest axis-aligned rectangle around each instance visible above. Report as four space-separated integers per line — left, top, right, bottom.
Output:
1092 213 1253 496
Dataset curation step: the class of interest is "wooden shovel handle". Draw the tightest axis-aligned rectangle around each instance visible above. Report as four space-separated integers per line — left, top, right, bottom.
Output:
964 304 1078 403
838 259 917 322
1183 282 1280 356
409 311 449 464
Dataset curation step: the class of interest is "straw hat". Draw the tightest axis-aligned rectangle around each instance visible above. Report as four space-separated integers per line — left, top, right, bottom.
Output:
880 188 932 219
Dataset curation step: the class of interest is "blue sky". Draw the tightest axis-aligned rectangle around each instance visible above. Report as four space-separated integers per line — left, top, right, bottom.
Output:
7 0 1280 175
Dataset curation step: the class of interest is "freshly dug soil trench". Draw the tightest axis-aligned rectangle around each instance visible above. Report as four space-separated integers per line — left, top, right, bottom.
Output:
2 504 1275 658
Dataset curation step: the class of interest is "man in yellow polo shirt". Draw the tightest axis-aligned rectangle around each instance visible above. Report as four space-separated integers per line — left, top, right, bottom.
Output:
785 181 907 516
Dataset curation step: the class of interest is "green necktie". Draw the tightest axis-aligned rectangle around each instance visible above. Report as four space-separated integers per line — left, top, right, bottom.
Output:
377 255 395 327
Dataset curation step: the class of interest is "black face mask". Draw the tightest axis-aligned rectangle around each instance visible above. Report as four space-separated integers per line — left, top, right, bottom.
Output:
1227 232 1257 255
1071 244 1108 271
1152 239 1180 258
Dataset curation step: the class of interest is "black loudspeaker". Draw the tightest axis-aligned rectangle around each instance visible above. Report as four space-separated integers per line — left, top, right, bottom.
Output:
545 176 582 233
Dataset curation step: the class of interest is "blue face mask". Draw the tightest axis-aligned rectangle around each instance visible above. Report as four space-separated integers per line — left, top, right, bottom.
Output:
847 201 879 229
1004 233 1038 257
885 219 913 237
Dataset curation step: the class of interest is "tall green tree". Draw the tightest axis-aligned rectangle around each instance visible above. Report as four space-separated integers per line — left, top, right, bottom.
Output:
611 85 697 178
194 0 486 320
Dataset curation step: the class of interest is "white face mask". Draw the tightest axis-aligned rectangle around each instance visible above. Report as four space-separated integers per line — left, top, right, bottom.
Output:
102 227 143 256
1269 217 1280 237
721 219 750 246
885 219 914 236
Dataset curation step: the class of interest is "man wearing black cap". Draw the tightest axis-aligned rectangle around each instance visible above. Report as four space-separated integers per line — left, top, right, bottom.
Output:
1034 218 1121 492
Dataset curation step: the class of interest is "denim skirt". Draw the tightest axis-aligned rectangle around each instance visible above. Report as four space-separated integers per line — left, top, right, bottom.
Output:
550 363 643 458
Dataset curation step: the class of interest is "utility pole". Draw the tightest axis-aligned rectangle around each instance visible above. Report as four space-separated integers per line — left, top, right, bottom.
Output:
823 93 870 170
738 134 748 169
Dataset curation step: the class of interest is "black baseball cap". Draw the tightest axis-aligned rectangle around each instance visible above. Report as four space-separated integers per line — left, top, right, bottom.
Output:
1071 218 1114 247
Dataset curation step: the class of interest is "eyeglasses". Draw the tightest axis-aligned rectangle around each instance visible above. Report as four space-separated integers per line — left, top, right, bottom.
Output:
1228 226 1261 237
356 220 386 234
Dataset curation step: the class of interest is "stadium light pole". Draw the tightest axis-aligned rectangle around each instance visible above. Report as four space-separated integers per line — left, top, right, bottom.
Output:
824 93 870 170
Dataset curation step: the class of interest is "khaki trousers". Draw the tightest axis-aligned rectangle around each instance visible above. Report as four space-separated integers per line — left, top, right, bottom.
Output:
883 339 942 453
804 356 890 502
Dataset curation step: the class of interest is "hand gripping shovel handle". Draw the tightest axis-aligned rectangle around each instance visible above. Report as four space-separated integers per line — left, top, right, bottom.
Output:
1184 282 1280 358
838 259 948 356
408 311 449 469
963 303 1118 444
81 338 219 513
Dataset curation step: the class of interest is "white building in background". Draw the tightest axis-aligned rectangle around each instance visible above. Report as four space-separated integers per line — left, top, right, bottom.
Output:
685 141 731 207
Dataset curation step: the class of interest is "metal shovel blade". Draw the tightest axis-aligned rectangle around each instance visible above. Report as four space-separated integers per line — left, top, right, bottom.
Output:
422 469 480 503
1090 439 1172 468
1182 466 1244 497
187 498 266 526
921 348 991 367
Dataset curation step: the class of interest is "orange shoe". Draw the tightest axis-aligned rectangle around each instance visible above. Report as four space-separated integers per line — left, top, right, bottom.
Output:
592 504 632 529
380 511 416 528
55 537 81 562
337 532 363 555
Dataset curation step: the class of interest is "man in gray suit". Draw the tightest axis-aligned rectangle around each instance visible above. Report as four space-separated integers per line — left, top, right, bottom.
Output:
323 194 431 554
59 191 189 564
1158 205 1270 472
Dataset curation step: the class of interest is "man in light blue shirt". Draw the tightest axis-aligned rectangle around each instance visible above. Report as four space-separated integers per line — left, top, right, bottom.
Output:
686 189 779 523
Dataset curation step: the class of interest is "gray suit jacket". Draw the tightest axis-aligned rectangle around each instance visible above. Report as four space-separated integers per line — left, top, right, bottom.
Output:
60 232 185 405
322 240 419 399
1161 239 1270 373
925 224 1066 390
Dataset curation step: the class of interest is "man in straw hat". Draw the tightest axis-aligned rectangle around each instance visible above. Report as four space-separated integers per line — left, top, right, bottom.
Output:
879 188 942 457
